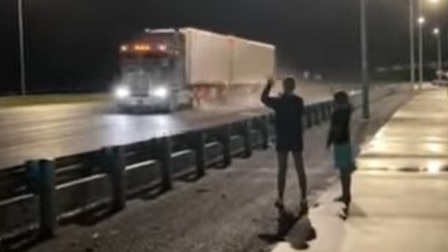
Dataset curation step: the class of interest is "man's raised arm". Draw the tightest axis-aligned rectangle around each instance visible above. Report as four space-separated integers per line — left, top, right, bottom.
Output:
261 78 276 108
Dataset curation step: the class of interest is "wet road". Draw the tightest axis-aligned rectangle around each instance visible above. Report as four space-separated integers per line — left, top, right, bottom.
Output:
0 84 352 169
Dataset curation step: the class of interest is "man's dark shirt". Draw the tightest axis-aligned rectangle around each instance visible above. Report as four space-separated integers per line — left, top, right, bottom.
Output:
261 84 304 152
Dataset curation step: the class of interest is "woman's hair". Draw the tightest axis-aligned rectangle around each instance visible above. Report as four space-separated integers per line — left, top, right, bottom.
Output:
333 91 351 106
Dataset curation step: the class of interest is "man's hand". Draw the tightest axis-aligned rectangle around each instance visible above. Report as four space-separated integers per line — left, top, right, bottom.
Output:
261 77 276 108
267 78 275 87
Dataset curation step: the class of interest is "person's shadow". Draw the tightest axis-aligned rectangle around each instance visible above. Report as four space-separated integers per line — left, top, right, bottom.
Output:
258 208 317 249
286 216 317 250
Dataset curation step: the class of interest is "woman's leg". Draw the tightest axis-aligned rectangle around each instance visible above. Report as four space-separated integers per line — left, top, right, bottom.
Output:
340 169 352 204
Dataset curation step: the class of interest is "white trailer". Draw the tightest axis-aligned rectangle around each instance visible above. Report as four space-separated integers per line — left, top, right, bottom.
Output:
113 27 275 112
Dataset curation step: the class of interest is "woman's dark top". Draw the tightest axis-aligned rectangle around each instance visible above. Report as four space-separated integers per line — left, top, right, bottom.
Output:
327 104 352 147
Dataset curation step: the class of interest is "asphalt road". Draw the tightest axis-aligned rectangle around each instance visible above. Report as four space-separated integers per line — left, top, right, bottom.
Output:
26 86 412 252
0 84 350 169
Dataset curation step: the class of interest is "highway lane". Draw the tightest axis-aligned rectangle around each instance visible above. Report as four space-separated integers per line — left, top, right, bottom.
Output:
0 84 353 169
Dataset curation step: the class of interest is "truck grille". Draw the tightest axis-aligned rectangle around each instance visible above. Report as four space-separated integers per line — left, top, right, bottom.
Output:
131 91 148 97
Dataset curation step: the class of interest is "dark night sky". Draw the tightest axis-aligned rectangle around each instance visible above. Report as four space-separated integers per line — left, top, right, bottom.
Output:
0 0 447 93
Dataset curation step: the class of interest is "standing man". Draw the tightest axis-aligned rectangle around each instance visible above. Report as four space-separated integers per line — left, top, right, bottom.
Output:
261 77 308 214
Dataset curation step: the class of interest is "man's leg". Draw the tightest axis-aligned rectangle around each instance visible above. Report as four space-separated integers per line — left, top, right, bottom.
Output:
276 151 288 206
292 151 307 203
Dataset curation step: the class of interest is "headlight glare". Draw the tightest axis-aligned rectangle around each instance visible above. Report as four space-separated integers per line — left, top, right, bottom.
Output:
115 86 130 99
152 87 168 98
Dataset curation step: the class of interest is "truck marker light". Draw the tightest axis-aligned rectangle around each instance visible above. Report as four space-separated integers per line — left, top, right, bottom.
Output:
134 45 151 51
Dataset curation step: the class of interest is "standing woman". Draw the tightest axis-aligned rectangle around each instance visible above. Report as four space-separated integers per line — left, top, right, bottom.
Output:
327 91 354 207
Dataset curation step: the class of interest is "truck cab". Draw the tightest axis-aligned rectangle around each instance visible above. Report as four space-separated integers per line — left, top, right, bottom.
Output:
113 29 191 112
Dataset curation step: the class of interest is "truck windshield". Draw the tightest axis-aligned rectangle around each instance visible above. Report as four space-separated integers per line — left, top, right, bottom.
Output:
121 57 175 95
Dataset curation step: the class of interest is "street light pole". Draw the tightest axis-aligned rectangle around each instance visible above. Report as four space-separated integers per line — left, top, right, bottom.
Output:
433 28 443 78
418 16 425 86
410 0 416 84
18 0 27 96
360 0 369 119
417 0 425 87
437 32 442 73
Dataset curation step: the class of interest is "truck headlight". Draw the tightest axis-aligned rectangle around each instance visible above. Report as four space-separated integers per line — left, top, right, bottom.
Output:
152 87 168 98
115 86 130 99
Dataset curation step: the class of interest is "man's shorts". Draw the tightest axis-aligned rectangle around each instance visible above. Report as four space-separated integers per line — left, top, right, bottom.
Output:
276 138 303 152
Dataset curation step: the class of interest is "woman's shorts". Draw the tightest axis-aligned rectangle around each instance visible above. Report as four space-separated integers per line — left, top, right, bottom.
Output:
333 142 354 171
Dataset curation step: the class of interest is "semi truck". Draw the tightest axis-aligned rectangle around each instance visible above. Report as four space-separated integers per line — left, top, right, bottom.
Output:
113 27 275 112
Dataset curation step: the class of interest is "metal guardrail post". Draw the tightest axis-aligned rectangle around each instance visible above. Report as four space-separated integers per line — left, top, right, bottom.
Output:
306 107 313 128
155 137 173 191
317 105 322 124
190 131 206 177
25 160 40 193
102 147 126 212
301 115 307 130
25 160 57 238
219 125 232 167
268 114 276 141
313 105 320 125
242 120 253 157
320 103 327 121
325 102 333 121
259 115 269 150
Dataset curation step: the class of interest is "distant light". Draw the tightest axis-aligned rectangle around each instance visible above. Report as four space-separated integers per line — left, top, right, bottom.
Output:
152 87 168 98
392 65 403 71
158 44 167 51
429 0 440 4
115 86 130 99
427 161 442 174
377 67 386 72
120 45 128 52
433 28 440 35
418 17 426 25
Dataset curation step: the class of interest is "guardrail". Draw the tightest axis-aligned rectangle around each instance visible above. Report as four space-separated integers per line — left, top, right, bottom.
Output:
432 80 448 87
0 85 406 244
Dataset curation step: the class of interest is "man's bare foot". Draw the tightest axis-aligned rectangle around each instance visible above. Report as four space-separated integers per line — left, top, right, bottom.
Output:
299 198 308 216
275 199 285 210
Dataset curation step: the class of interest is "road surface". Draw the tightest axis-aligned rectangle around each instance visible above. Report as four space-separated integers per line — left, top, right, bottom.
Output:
0 84 354 169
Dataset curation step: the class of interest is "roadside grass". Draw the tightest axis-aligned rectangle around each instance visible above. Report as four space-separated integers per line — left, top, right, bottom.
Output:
0 94 108 108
